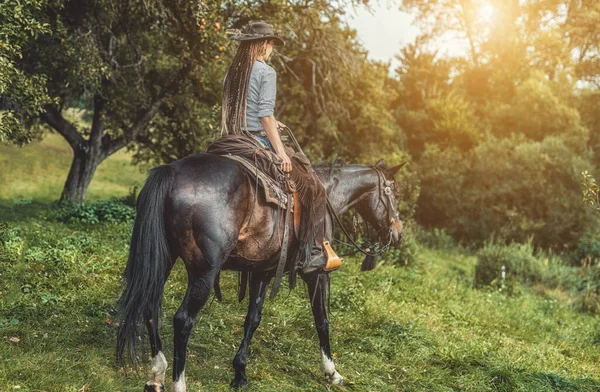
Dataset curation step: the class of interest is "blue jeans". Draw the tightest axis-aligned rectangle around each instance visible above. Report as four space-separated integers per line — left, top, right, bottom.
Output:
253 134 275 152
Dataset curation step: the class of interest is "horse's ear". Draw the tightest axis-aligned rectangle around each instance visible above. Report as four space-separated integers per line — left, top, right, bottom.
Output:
375 158 385 167
387 162 407 178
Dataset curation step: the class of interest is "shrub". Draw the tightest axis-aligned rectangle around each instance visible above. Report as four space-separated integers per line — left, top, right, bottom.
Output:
572 265 600 315
474 241 546 290
417 135 594 249
415 226 456 251
49 199 135 224
570 221 600 267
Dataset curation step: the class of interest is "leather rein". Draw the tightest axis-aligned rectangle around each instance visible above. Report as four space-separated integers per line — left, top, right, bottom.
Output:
326 164 398 257
282 126 398 258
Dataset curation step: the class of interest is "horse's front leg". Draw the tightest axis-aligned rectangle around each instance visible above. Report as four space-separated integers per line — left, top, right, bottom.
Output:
304 272 344 385
231 272 271 389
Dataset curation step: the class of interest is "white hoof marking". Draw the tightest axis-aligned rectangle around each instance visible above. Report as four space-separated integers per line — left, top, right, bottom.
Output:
321 350 344 385
150 351 168 384
171 370 186 392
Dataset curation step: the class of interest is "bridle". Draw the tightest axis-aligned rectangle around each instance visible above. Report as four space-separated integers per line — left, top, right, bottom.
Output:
327 165 400 257
281 126 399 258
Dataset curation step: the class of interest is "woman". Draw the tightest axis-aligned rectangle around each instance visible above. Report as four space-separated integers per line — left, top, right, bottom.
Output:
221 21 341 272
221 22 291 172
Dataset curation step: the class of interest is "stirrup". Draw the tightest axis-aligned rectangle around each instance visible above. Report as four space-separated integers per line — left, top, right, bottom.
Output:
323 241 343 271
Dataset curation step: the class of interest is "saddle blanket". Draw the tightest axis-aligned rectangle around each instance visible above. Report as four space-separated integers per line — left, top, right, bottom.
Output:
222 154 290 209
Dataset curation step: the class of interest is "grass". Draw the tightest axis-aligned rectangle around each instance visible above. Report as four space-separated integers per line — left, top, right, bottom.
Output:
0 132 146 204
1 135 600 391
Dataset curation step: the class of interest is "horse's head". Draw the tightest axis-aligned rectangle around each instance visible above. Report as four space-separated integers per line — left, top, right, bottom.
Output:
354 159 405 246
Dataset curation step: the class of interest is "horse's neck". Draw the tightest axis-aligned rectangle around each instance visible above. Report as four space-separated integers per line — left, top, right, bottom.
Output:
317 166 376 215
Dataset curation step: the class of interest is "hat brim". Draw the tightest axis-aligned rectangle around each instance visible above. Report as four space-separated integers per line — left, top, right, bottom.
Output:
231 35 285 46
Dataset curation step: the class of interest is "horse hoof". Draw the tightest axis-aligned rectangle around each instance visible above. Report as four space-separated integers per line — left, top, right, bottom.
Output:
144 381 165 392
327 371 344 385
230 378 248 389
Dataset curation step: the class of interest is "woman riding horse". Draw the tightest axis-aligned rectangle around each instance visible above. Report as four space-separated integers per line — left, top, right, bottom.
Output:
115 20 404 392
221 21 342 273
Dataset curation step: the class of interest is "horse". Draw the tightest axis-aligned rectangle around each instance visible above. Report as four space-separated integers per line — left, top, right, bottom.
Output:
115 152 404 392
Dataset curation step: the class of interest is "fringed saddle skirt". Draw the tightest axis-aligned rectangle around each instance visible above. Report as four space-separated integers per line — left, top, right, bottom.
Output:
205 134 326 264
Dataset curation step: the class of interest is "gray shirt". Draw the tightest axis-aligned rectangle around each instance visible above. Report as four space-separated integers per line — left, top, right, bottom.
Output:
245 59 277 131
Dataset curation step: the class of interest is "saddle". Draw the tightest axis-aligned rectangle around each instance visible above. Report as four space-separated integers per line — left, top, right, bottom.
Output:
221 154 302 235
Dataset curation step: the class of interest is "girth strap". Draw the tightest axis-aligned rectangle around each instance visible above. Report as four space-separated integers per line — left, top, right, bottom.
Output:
269 193 293 300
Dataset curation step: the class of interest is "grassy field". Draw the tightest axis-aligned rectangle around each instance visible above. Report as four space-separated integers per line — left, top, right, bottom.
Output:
1 136 599 391
0 133 146 205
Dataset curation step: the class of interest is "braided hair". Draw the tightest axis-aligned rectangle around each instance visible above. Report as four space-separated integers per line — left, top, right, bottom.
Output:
221 40 268 135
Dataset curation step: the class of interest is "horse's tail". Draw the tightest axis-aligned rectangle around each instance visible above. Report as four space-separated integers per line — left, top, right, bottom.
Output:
116 165 173 365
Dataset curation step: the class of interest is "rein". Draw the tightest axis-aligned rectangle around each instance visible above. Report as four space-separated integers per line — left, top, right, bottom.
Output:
282 126 397 258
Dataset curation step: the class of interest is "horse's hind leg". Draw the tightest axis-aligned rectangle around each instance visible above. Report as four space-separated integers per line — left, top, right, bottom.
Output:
144 312 168 392
170 227 237 392
304 273 343 385
145 256 175 392
231 272 271 389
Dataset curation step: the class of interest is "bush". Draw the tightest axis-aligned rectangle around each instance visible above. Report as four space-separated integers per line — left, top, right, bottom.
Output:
49 199 135 224
474 241 546 290
414 226 456 251
570 222 600 266
417 135 594 249
572 265 600 315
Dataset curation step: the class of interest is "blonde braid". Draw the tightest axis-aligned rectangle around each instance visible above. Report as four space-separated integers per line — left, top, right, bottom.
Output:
221 40 267 135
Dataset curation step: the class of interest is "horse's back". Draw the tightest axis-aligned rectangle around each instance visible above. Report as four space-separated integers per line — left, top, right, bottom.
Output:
164 153 252 258
164 152 284 268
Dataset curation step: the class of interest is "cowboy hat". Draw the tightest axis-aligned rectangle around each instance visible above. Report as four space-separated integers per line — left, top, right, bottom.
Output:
227 21 285 46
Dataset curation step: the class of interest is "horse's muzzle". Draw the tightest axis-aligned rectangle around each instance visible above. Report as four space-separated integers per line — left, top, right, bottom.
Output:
389 218 403 244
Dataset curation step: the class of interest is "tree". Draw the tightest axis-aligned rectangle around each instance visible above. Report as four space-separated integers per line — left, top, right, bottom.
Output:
3 0 229 202
4 0 401 202
0 0 52 144
132 2 403 166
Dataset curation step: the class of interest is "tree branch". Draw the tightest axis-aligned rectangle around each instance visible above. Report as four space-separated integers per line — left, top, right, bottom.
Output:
40 105 85 148
90 94 106 147
105 64 193 155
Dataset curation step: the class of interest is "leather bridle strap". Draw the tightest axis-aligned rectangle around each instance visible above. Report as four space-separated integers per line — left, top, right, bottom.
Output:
270 194 293 300
326 195 391 257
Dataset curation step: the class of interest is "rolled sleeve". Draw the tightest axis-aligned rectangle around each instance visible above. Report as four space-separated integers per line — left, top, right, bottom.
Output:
257 67 277 118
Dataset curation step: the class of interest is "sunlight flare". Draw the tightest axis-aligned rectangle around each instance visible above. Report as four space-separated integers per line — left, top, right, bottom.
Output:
478 3 496 22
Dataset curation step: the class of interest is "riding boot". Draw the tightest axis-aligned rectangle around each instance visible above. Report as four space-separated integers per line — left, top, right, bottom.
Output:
301 242 343 274
301 221 343 274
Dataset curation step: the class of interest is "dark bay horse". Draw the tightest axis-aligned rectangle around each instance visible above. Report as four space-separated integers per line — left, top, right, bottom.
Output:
115 153 404 392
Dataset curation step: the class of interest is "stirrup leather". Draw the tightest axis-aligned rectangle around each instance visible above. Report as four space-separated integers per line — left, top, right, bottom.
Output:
323 241 343 271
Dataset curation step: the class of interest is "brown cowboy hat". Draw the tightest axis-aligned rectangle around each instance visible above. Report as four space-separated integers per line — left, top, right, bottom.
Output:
227 21 285 46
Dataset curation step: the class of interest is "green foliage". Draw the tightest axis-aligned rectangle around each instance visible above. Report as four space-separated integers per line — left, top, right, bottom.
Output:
49 199 135 224
474 241 547 291
572 265 600 315
0 0 52 143
581 170 600 212
394 0 600 253
415 227 457 251
571 221 600 267
418 135 593 249
488 73 587 146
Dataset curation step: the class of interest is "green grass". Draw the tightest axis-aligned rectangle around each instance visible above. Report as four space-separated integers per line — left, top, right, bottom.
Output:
0 132 146 204
1 135 600 391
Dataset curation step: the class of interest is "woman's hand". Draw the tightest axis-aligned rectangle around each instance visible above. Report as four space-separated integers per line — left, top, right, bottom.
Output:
276 120 286 131
279 151 292 173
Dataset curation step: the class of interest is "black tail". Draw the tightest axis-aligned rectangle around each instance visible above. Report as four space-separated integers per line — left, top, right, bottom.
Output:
116 165 173 365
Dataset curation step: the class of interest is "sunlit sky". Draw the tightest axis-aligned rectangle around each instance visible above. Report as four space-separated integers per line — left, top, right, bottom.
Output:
344 4 471 68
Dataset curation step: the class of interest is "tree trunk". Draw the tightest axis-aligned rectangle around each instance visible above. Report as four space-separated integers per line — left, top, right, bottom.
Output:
59 144 103 203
